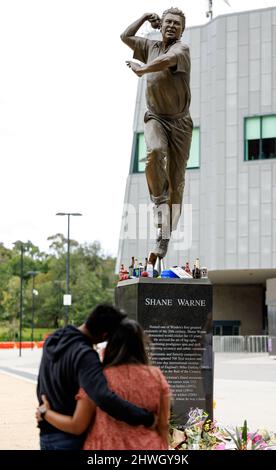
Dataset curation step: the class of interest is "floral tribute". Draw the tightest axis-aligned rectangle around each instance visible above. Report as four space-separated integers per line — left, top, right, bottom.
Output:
169 408 276 450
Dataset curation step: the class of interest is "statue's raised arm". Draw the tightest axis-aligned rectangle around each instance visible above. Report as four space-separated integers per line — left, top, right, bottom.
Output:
120 13 160 51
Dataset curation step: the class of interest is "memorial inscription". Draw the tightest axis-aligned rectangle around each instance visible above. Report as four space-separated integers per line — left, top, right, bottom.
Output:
145 298 206 307
145 324 204 404
115 278 213 427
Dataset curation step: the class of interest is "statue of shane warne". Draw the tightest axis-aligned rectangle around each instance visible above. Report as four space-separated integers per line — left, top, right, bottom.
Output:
121 8 193 267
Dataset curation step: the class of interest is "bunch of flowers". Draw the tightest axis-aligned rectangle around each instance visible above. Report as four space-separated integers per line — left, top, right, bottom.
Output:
169 408 276 450
222 420 275 450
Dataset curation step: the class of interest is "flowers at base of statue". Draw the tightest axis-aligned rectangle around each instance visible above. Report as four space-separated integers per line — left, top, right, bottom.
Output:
220 420 275 450
170 408 227 450
169 408 276 451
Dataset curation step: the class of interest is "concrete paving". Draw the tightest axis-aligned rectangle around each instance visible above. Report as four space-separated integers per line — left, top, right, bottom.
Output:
0 349 275 449
0 373 39 450
214 354 276 431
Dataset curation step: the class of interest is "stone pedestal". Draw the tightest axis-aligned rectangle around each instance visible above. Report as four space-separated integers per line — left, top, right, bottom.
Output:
115 278 213 428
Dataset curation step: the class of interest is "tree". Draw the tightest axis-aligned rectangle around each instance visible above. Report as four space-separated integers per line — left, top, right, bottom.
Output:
0 238 117 332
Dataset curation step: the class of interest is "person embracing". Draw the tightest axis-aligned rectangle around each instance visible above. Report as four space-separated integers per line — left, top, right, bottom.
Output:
36 304 157 450
37 318 171 450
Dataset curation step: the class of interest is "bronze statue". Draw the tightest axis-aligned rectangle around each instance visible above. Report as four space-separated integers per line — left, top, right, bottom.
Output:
121 8 193 267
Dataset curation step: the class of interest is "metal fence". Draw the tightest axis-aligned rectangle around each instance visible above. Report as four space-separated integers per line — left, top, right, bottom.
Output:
213 335 268 353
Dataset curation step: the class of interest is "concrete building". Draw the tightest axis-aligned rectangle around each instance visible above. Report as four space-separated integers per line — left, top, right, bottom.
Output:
117 7 276 336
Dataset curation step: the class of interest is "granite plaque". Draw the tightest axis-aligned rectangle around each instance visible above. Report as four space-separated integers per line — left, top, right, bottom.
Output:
115 278 213 427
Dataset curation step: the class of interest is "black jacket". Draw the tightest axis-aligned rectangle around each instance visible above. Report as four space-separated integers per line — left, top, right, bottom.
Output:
37 326 153 433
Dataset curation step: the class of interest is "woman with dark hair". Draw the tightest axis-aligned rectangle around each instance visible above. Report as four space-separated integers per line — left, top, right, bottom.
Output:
37 319 170 450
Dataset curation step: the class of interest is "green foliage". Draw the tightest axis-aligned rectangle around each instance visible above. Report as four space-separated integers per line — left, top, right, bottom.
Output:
0 325 55 341
0 237 117 333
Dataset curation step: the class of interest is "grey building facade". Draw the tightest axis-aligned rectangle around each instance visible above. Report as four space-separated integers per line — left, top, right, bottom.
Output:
117 7 276 335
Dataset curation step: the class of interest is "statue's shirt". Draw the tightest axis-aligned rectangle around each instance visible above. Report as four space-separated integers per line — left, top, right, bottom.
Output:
133 38 191 118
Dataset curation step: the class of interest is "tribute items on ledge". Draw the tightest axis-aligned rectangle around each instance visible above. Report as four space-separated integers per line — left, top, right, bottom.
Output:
119 257 208 281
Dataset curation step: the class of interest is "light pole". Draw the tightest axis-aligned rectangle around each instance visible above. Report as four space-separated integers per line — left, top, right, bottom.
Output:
19 244 24 357
13 241 25 357
206 0 231 20
56 212 82 326
27 271 39 348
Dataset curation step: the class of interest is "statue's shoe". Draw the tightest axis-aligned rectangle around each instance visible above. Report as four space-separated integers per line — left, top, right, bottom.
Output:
155 237 170 258
148 252 165 276
148 228 171 266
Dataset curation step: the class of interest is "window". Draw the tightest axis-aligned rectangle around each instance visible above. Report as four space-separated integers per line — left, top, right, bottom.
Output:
213 321 241 336
232 325 240 336
245 115 276 161
214 325 222 336
135 133 147 173
132 128 200 173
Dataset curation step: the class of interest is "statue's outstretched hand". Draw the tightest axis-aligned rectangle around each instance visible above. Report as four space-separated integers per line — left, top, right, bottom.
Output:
126 60 144 77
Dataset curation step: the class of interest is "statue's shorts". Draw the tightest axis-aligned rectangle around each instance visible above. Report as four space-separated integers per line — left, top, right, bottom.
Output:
144 111 193 230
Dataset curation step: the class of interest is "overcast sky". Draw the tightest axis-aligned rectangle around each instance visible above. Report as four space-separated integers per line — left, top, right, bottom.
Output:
0 0 275 256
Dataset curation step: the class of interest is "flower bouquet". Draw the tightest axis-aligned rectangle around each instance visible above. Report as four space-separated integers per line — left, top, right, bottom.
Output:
223 420 275 450
169 408 276 451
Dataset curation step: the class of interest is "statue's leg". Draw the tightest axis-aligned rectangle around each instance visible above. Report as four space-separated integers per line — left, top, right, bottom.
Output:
144 118 169 212
144 118 171 263
167 118 193 231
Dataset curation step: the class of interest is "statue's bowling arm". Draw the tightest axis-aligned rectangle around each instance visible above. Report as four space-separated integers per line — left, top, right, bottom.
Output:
137 52 177 75
120 13 157 50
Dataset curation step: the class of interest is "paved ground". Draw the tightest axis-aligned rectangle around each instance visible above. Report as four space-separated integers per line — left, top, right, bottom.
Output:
214 354 276 431
0 349 41 450
0 349 275 449
0 373 39 450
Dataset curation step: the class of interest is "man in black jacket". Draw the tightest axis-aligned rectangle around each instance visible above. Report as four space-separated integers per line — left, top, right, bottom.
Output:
37 304 154 450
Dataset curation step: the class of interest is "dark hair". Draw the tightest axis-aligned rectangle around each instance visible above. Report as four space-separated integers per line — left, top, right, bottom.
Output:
161 7 186 33
85 304 127 339
103 319 149 367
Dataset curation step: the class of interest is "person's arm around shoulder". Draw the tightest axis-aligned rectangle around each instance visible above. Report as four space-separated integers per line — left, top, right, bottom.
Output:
79 351 155 427
120 13 159 50
36 393 96 435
